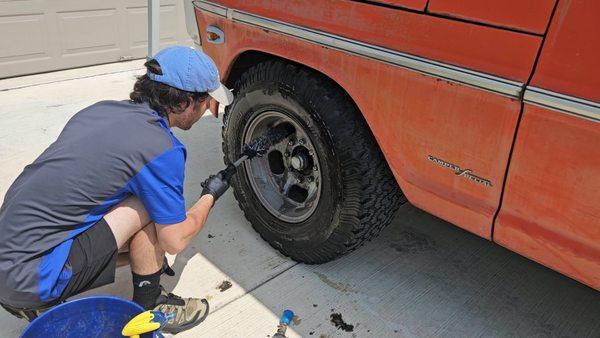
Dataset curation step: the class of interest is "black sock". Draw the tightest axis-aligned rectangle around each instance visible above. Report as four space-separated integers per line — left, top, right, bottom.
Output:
132 269 162 310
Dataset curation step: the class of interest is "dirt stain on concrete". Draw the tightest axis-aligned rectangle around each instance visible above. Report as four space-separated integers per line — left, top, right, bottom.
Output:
314 272 357 293
217 280 232 292
330 313 354 332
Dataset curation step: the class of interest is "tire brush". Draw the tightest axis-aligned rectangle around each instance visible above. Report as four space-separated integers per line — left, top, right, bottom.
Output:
231 123 294 168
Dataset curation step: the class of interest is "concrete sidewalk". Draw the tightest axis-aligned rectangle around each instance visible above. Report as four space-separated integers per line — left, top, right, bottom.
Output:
1 62 599 337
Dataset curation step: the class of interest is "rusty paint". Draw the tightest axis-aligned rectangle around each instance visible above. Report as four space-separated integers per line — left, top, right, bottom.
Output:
530 0 600 102
428 0 555 35
495 105 600 290
364 0 427 11
495 1 600 290
213 0 541 81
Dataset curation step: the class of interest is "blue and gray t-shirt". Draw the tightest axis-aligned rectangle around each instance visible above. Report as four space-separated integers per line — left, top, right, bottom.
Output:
0 100 187 308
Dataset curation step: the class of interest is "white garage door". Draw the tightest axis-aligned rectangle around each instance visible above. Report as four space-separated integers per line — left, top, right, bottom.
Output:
0 0 192 78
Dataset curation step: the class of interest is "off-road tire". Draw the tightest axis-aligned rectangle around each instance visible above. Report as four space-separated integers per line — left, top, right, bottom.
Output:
222 60 406 263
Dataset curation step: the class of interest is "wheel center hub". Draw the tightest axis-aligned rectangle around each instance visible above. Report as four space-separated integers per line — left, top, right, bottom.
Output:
290 154 307 170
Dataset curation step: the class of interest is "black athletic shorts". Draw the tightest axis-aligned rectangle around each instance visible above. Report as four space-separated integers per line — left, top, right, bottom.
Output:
57 218 119 302
1 219 118 320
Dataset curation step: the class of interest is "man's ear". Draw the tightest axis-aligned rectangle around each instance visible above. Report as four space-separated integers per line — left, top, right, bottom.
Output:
209 98 219 118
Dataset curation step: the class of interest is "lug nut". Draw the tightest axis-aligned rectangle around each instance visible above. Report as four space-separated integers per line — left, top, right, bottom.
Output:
307 176 314 182
284 152 290 157
299 138 306 145
308 150 314 156
288 140 295 146
313 166 318 171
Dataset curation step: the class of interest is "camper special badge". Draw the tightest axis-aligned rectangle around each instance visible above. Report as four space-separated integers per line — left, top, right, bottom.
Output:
427 155 493 187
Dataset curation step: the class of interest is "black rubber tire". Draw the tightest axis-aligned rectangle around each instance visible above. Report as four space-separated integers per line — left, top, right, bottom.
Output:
222 60 406 263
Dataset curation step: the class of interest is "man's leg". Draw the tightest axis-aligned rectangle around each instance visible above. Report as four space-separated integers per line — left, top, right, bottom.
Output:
104 197 164 309
103 197 209 333
129 223 166 309
129 223 163 274
103 196 151 248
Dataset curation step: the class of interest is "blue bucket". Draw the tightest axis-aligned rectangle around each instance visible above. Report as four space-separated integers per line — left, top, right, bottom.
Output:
20 296 157 338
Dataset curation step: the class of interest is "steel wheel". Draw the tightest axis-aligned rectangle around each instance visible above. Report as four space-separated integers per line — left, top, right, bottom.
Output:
242 111 322 223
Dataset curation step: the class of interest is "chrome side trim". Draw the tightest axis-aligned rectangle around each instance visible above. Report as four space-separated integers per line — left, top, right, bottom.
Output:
524 87 600 122
193 0 522 97
235 12 523 97
193 0 227 17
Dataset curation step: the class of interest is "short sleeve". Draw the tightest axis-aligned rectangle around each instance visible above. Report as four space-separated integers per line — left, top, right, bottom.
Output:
127 146 186 224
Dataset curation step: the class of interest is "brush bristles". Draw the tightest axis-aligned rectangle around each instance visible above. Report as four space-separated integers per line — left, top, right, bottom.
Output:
243 124 294 158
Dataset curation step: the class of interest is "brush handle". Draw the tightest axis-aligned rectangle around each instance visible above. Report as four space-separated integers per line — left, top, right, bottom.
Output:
233 155 249 167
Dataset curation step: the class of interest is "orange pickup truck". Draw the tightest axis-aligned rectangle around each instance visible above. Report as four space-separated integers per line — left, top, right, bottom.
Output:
189 0 599 290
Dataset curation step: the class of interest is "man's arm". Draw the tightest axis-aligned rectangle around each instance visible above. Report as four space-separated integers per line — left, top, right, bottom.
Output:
155 165 235 254
156 194 214 254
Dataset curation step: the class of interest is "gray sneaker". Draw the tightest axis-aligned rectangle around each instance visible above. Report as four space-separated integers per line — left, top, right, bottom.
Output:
153 288 209 334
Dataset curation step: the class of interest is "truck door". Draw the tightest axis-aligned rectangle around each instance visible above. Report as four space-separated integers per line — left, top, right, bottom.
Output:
494 0 600 289
351 1 554 239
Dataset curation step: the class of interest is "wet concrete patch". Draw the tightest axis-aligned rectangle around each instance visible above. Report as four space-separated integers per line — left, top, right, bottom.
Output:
389 228 436 253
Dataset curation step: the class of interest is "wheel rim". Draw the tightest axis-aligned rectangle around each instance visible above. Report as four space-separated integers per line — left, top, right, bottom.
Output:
243 110 322 223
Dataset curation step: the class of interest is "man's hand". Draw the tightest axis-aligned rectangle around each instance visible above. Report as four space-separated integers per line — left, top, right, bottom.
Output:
200 164 237 201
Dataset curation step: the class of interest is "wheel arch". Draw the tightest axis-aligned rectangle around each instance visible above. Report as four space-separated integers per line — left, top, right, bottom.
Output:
223 49 391 167
224 50 360 120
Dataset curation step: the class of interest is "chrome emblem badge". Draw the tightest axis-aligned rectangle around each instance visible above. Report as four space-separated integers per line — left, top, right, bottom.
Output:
427 155 493 187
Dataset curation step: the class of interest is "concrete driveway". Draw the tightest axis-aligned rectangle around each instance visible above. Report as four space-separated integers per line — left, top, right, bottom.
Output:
1 61 599 338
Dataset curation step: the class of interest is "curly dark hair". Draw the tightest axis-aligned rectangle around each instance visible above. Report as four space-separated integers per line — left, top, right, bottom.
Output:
130 59 208 117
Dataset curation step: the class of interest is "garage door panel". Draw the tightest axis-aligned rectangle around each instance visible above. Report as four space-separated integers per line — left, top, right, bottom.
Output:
126 4 179 57
127 6 150 48
0 0 44 16
0 0 191 78
53 1 120 13
58 9 120 55
0 14 48 62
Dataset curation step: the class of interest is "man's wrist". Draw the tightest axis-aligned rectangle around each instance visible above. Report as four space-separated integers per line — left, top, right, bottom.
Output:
199 193 215 206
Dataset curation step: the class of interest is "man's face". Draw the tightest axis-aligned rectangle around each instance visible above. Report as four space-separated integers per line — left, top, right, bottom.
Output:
170 97 214 130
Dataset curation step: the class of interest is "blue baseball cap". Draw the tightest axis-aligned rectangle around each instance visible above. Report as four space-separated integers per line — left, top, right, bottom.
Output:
148 46 233 106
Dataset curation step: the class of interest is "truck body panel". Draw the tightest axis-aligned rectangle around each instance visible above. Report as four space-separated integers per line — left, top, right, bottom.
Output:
367 0 427 11
192 0 600 290
213 0 541 81
495 0 600 290
428 0 555 34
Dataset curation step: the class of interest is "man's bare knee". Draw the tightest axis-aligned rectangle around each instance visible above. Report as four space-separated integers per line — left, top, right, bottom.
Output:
104 196 151 249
